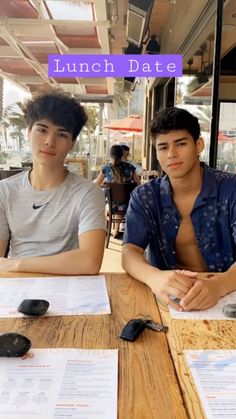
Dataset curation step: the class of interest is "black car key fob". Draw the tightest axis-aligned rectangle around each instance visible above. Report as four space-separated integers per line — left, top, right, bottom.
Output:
120 319 145 342
223 304 236 318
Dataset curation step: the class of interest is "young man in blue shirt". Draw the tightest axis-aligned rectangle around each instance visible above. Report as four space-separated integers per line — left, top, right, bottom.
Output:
122 107 236 311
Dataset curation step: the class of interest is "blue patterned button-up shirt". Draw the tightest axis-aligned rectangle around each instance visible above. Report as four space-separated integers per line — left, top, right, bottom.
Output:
123 163 236 272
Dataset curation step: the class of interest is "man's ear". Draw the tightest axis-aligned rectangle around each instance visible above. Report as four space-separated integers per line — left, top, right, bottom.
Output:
196 137 205 155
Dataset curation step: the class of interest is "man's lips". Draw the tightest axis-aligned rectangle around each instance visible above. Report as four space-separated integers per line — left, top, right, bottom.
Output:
167 162 183 168
40 150 56 156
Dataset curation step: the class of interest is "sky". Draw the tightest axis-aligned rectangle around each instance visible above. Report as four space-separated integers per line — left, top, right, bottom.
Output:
3 79 30 109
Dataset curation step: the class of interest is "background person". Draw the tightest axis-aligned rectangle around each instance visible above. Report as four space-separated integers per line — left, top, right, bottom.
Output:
122 107 236 311
120 144 142 177
0 89 106 275
94 144 140 238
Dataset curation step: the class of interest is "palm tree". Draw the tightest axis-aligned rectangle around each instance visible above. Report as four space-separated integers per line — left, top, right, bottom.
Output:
193 105 212 132
2 102 26 151
0 76 4 151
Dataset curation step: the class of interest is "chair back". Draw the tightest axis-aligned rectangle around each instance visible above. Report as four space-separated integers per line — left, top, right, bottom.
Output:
106 182 137 211
104 182 137 248
22 162 33 168
9 166 22 170
0 169 23 180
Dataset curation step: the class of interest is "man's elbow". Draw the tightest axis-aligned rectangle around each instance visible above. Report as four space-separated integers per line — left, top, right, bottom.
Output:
87 264 101 275
86 255 103 275
121 245 129 272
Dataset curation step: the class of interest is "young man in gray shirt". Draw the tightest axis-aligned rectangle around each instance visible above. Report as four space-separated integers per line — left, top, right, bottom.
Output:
0 90 106 275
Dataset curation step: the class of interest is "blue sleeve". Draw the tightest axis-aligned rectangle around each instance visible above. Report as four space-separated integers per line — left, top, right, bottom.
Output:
230 186 236 245
102 165 107 176
123 187 152 250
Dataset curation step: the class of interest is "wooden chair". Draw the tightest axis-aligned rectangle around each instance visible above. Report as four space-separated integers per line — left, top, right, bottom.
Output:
104 183 137 248
0 169 23 180
22 162 33 168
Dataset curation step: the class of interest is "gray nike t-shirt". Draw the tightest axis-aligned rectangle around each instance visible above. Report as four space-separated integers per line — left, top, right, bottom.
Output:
0 171 106 258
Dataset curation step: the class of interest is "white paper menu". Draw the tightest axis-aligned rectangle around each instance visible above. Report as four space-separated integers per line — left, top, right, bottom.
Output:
0 348 118 419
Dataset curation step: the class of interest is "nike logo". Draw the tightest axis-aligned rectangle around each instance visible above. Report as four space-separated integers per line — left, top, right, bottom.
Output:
32 202 49 209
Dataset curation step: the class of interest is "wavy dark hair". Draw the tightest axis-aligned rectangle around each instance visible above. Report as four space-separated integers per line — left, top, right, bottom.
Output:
150 107 201 144
22 89 88 141
110 145 123 163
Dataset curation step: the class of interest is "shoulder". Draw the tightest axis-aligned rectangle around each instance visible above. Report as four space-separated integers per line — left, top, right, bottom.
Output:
202 164 236 202
123 162 134 169
102 163 111 172
131 177 162 201
0 171 27 192
204 165 236 187
68 172 104 200
102 162 111 169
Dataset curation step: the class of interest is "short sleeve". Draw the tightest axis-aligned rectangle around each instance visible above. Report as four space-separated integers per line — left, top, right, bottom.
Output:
0 184 10 240
123 187 152 249
231 188 236 245
78 184 106 236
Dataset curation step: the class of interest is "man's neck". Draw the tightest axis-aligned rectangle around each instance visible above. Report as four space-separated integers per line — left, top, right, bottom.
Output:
171 162 203 198
29 164 68 190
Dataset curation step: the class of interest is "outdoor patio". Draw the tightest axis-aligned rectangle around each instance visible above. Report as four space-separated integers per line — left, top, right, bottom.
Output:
100 235 124 273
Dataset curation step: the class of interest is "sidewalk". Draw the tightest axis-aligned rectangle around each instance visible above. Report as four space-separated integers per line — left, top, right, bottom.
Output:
101 235 124 273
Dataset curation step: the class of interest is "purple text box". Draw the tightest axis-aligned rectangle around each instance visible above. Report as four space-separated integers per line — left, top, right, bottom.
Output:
48 54 182 78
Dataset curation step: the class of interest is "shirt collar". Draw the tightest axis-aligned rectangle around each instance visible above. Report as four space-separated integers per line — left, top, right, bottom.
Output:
159 162 217 208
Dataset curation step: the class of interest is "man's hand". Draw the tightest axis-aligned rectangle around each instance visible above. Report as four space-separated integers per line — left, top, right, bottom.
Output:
152 269 198 310
180 275 223 311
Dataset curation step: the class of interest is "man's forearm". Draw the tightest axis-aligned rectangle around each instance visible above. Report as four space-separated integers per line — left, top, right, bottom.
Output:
14 248 103 275
122 245 161 289
218 262 236 297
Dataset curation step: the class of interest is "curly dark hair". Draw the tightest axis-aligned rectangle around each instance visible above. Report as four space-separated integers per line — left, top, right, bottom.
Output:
22 89 88 141
150 107 201 144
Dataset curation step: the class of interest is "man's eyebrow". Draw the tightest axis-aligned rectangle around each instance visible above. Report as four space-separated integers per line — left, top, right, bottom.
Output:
35 123 70 133
156 137 189 146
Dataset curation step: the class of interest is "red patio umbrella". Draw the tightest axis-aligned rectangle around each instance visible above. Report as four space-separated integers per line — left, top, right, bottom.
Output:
104 115 143 132
218 131 232 143
104 115 143 158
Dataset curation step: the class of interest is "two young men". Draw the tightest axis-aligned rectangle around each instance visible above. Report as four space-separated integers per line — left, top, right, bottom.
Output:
123 107 236 311
0 90 106 275
2 96 235 312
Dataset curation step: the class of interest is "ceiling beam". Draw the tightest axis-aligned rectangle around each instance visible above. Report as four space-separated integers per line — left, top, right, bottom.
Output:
93 0 112 95
0 21 58 87
0 46 19 57
29 0 70 55
9 74 107 86
28 0 86 94
0 17 110 28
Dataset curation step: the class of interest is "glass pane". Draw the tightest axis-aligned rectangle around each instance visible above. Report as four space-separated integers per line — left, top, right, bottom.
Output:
217 102 236 173
175 75 212 165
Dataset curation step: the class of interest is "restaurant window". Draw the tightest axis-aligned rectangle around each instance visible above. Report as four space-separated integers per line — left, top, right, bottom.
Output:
216 101 236 173
175 75 212 165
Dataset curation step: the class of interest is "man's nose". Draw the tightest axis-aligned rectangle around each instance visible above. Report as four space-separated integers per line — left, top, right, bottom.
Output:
167 145 177 158
45 133 56 148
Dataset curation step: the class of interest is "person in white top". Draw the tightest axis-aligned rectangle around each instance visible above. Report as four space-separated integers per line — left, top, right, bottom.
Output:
0 89 106 275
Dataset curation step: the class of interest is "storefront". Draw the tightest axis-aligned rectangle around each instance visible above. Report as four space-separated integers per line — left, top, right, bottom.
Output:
143 0 236 173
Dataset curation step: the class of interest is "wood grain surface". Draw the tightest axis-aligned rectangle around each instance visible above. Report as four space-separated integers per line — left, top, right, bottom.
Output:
0 272 187 419
157 295 236 419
